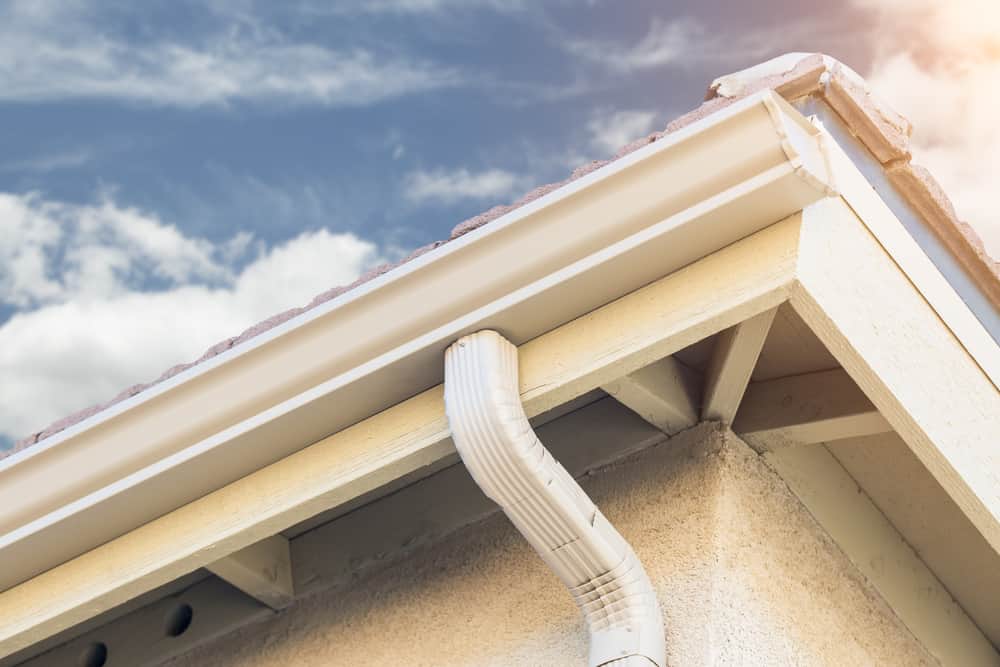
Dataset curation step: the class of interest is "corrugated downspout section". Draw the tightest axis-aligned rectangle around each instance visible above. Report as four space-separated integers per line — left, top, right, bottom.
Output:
444 331 665 667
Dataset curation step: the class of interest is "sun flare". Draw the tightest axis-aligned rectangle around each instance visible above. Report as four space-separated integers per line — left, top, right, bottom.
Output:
858 0 1000 256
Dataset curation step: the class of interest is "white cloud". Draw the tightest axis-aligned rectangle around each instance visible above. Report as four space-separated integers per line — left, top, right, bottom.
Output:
567 5 997 255
0 193 231 307
0 3 458 107
0 192 382 442
564 15 845 78
608 18 704 71
300 0 528 14
566 18 705 73
587 109 659 156
404 167 520 204
0 148 94 173
856 0 1000 258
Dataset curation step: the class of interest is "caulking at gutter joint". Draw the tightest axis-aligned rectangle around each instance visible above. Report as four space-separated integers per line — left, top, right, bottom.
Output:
444 330 666 667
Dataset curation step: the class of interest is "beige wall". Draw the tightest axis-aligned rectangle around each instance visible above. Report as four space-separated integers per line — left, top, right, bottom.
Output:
169 424 934 666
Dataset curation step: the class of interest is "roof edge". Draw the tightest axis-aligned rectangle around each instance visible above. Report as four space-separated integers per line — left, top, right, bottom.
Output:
8 52 997 456
706 52 999 306
0 91 832 595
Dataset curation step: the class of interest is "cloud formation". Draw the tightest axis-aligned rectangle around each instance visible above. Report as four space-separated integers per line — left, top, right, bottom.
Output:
0 3 458 107
0 192 382 444
315 0 528 14
857 0 1000 257
0 193 240 308
566 18 703 73
0 148 94 174
587 109 659 156
404 167 520 204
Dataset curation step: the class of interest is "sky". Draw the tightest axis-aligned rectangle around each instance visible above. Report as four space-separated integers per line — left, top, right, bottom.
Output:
1 0 997 449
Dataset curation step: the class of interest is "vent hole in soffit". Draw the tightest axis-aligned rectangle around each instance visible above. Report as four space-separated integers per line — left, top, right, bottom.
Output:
165 603 194 638
79 642 107 667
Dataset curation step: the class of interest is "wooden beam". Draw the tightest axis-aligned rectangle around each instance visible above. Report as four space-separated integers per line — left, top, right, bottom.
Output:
791 196 1000 559
601 357 700 435
733 368 892 450
0 213 802 657
205 536 293 610
701 308 777 422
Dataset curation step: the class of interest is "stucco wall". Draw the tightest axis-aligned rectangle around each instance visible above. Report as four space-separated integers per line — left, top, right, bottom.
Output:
169 424 934 666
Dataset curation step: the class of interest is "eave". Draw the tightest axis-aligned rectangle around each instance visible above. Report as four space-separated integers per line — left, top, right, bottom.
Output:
0 90 830 592
2 81 999 666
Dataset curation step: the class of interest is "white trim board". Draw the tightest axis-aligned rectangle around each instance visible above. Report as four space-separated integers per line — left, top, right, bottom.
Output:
734 368 892 449
791 196 1000 559
812 116 1000 389
797 98 1000 346
602 357 700 436
701 308 776 422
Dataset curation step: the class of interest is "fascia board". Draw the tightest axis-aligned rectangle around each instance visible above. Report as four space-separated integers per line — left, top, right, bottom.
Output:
808 116 1000 388
798 99 1000 346
0 90 832 593
790 195 1000 608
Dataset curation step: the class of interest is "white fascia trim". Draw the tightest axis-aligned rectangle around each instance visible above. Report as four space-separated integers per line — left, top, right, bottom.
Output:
445 331 664 667
806 114 1000 389
0 90 833 592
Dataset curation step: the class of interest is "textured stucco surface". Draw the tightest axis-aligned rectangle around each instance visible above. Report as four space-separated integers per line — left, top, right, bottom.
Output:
167 425 935 667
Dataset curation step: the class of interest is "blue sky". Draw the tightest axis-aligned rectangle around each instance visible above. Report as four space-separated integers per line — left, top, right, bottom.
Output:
1 0 997 447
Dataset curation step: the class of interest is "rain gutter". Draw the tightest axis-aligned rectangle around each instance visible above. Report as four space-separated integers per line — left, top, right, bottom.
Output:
0 90 832 592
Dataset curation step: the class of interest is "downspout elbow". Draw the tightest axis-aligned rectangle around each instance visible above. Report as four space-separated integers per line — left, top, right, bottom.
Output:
444 330 665 667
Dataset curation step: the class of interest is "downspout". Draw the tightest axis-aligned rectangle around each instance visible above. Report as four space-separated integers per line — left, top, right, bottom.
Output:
444 330 666 667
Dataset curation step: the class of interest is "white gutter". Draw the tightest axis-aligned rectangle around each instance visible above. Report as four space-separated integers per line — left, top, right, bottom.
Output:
445 331 665 667
0 90 832 592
